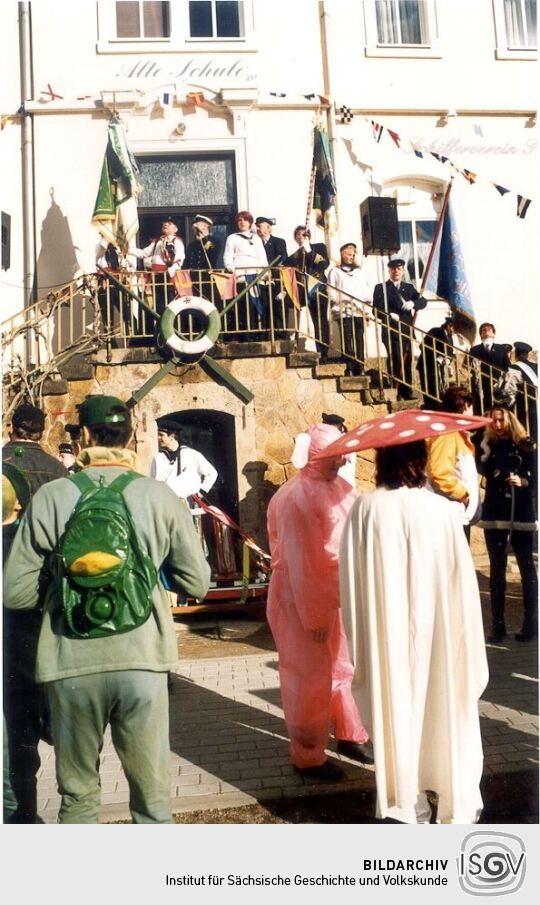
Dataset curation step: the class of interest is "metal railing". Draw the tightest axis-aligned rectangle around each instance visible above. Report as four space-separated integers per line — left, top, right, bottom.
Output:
2 267 536 436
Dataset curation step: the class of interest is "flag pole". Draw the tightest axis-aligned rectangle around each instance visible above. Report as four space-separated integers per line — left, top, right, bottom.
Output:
419 178 453 296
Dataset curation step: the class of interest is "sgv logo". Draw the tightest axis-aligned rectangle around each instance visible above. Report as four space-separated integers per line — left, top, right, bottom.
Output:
458 832 526 896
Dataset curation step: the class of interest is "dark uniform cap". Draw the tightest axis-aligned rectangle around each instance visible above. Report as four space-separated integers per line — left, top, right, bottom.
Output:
340 242 357 252
77 395 131 427
58 442 74 455
156 416 182 433
12 404 45 432
255 216 275 226
322 413 347 432
388 256 405 267
514 341 532 355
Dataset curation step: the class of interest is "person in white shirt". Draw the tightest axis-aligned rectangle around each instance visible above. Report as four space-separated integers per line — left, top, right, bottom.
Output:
223 211 267 336
327 242 371 375
150 418 217 502
135 219 185 315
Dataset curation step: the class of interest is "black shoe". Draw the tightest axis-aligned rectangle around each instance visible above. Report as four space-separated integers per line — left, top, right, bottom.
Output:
487 629 507 643
515 630 538 642
293 760 345 781
336 739 375 765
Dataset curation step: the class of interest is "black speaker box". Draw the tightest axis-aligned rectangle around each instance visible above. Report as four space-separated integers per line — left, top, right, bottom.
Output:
360 196 400 255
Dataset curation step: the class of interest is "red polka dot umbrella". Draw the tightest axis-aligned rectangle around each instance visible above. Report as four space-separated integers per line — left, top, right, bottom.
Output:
312 409 492 459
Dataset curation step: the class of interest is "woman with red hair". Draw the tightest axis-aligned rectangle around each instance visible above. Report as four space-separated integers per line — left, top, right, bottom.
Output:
223 211 267 337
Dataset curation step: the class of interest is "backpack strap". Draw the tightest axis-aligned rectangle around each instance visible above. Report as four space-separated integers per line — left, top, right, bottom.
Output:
69 471 142 495
69 471 97 494
109 471 143 493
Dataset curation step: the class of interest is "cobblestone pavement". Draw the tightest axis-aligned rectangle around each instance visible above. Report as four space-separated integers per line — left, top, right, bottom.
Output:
36 559 538 824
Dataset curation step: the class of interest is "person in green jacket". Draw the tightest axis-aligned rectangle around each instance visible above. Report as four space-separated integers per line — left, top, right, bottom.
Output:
3 395 211 824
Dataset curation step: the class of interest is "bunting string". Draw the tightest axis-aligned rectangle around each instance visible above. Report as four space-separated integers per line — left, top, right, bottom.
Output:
360 114 533 219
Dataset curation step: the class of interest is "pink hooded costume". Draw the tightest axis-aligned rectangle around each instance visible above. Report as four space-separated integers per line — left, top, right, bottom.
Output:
266 423 369 769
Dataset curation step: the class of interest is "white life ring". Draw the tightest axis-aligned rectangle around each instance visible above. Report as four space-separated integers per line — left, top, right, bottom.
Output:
160 295 221 356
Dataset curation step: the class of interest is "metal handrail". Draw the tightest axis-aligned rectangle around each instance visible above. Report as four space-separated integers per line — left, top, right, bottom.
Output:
2 267 536 435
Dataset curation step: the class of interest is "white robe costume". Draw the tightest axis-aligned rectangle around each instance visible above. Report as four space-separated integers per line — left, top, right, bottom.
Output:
339 486 488 824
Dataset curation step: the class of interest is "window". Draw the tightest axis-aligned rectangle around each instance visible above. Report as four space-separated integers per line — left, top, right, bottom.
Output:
364 0 440 57
494 0 537 57
383 181 443 290
503 0 536 48
115 1 170 39
188 1 244 39
97 0 255 51
398 220 437 288
375 0 429 44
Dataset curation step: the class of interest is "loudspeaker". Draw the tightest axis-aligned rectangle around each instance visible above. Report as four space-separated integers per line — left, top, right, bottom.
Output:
360 196 400 255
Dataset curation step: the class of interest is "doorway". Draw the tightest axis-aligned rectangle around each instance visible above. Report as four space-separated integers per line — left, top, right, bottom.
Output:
165 408 239 520
136 152 238 250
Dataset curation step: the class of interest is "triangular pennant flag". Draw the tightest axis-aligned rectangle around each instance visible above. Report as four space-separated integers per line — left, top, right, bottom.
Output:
414 149 424 158
431 152 441 162
493 182 511 196
387 129 401 148
517 195 532 219
269 92 286 97
173 271 193 297
440 155 449 164
304 93 316 100
461 168 477 184
281 267 301 310
371 120 383 142
211 272 237 301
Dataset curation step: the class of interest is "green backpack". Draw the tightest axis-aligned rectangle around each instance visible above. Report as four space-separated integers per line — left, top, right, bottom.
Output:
57 471 157 639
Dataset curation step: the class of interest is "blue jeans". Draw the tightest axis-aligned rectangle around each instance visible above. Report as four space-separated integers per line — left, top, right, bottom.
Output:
46 670 172 824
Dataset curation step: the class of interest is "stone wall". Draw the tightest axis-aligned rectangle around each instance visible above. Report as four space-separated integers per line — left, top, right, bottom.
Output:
4 351 488 557
6 352 385 550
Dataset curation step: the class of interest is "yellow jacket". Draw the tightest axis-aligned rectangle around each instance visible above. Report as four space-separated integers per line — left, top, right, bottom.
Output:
427 431 476 502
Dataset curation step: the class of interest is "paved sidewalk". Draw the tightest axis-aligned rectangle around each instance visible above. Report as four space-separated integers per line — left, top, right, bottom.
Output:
36 564 538 823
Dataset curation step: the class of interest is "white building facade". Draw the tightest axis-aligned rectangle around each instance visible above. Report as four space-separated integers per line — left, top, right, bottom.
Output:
1 0 537 345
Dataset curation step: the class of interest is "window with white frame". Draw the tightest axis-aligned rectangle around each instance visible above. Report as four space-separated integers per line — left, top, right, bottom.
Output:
503 0 536 48
364 0 440 56
97 0 253 50
375 0 429 44
114 1 171 40
493 0 537 57
188 1 244 39
382 182 443 290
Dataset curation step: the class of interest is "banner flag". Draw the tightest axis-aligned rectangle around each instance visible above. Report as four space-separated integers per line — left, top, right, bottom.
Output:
422 186 476 344
91 117 141 251
312 125 339 259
